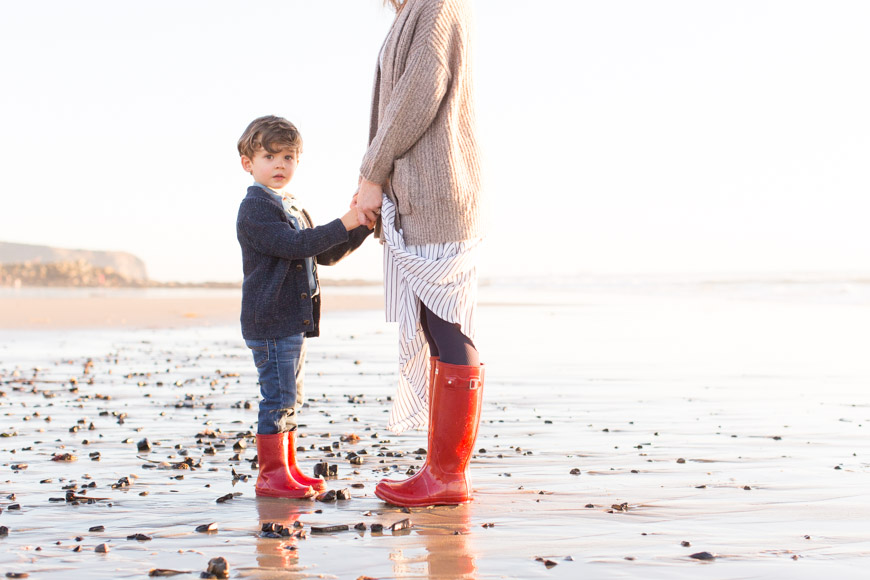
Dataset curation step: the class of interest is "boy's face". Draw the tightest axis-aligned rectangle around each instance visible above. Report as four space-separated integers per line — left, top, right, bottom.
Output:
241 146 299 191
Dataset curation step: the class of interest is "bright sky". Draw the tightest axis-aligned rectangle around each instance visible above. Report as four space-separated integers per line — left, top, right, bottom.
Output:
1 1 868 282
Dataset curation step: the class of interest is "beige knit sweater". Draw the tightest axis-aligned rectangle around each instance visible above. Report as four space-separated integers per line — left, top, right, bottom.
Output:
360 0 483 246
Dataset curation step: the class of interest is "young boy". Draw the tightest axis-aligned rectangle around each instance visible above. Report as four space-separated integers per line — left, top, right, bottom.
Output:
236 115 371 498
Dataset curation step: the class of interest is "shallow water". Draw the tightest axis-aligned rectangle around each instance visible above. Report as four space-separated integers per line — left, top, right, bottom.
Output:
1 285 869 579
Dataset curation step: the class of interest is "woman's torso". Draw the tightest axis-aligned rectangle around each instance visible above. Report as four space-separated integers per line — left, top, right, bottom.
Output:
364 0 484 246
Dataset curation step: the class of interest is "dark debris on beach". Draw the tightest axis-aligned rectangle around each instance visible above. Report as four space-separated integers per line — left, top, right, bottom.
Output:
0 343 512 576
2 329 860 577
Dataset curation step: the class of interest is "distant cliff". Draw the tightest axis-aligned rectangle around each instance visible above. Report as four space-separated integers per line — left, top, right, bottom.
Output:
0 241 148 286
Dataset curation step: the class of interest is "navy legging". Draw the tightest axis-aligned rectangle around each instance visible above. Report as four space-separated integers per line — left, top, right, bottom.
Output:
419 305 479 367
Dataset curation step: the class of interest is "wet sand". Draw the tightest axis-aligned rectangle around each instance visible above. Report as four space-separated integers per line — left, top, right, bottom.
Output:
0 289 383 329
1 286 869 578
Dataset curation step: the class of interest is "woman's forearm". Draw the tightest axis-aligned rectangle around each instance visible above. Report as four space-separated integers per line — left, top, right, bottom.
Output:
360 46 450 184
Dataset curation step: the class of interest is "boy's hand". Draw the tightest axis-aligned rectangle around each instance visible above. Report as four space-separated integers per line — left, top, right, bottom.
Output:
356 178 383 227
340 207 363 231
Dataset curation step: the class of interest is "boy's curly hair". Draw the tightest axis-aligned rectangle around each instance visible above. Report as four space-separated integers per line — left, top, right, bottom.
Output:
237 115 303 158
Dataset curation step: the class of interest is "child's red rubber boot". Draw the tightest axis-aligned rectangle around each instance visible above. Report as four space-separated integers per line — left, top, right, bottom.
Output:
255 432 315 499
285 430 326 492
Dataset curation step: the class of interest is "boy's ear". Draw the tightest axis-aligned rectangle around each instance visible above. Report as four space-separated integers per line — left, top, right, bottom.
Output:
240 155 253 173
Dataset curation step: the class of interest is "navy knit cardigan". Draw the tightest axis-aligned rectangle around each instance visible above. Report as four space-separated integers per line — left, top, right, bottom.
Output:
236 186 371 340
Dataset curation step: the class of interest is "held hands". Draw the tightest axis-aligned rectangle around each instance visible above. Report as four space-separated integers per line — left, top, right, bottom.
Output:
340 190 369 231
340 204 363 231
356 177 384 228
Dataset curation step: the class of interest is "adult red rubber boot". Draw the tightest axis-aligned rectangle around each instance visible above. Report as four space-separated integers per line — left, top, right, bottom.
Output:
375 361 484 507
427 356 439 402
285 430 326 492
255 433 315 499
380 356 440 486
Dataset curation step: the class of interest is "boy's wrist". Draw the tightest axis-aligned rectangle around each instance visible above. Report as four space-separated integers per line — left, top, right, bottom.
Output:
341 211 358 231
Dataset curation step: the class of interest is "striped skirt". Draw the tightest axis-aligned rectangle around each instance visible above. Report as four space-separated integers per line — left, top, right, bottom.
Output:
380 195 482 433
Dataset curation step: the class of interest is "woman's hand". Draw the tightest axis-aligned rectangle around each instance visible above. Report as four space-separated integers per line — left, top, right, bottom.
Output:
356 177 384 228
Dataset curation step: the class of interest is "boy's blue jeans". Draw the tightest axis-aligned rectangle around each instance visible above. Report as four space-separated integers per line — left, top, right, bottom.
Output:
245 334 306 434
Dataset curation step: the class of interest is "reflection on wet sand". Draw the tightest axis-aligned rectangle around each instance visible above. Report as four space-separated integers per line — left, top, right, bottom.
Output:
421 507 476 580
389 505 476 579
254 498 305 576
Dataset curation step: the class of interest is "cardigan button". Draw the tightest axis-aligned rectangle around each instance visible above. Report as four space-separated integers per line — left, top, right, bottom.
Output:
303 320 311 326
296 264 303 270
300 293 308 299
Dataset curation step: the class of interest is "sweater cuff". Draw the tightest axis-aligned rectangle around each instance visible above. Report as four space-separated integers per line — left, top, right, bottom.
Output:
325 217 350 242
359 154 392 185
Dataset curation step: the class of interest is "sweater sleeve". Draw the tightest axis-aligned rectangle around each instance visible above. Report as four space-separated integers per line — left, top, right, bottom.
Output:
238 198 349 261
316 225 373 266
360 43 451 184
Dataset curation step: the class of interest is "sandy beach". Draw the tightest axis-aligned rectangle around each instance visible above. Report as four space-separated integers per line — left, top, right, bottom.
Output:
1 279 869 579
0 288 384 330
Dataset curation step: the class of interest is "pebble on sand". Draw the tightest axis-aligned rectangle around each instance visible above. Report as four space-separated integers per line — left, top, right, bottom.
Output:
316 490 337 502
313 462 339 479
535 557 558 568
204 556 229 579
689 551 716 561
311 524 349 534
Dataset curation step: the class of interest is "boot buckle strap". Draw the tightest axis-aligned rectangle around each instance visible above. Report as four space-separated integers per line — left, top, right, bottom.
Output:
445 378 481 390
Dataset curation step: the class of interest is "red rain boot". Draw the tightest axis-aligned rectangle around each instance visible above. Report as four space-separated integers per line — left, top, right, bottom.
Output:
285 430 326 492
375 361 484 507
427 356 439 402
380 356 439 486
255 433 315 499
